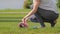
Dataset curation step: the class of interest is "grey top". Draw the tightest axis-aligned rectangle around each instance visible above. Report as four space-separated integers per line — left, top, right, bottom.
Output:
33 0 58 13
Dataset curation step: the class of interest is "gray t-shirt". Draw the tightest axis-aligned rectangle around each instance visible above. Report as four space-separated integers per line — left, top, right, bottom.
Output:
33 0 58 13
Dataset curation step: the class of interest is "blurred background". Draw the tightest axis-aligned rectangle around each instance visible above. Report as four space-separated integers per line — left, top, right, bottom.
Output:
0 0 60 34
0 0 24 9
0 0 60 9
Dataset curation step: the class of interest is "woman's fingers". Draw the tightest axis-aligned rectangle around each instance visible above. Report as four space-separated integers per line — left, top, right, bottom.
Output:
22 17 28 23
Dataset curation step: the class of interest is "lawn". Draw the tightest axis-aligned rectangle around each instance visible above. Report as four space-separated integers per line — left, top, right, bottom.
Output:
0 9 30 12
0 9 60 34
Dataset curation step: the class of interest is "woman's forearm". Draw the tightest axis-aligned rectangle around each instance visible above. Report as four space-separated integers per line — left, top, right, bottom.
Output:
24 9 37 18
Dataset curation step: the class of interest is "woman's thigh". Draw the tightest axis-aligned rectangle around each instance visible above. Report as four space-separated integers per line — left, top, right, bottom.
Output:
37 8 59 21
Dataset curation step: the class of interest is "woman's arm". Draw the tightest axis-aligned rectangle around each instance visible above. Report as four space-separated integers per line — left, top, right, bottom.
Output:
24 0 40 18
22 0 40 23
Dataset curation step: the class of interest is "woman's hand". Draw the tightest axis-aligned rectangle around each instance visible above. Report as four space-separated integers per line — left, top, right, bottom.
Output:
22 17 29 23
22 17 29 27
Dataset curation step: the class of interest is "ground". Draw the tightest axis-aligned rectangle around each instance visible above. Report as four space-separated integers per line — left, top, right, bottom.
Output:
0 9 60 34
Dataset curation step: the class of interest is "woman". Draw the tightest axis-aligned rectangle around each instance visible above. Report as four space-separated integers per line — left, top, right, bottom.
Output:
21 0 59 28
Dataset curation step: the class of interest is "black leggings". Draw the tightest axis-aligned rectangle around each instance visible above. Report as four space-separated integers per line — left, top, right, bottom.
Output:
34 8 59 27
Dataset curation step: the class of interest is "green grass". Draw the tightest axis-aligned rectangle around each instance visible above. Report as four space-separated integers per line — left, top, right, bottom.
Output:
0 9 31 12
0 9 60 34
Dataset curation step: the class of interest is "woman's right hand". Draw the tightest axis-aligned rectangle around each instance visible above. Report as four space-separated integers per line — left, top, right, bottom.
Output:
22 17 28 27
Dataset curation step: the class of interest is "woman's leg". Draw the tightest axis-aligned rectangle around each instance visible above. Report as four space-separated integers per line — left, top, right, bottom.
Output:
36 8 59 27
50 13 59 27
30 17 39 22
34 12 45 27
50 20 57 27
